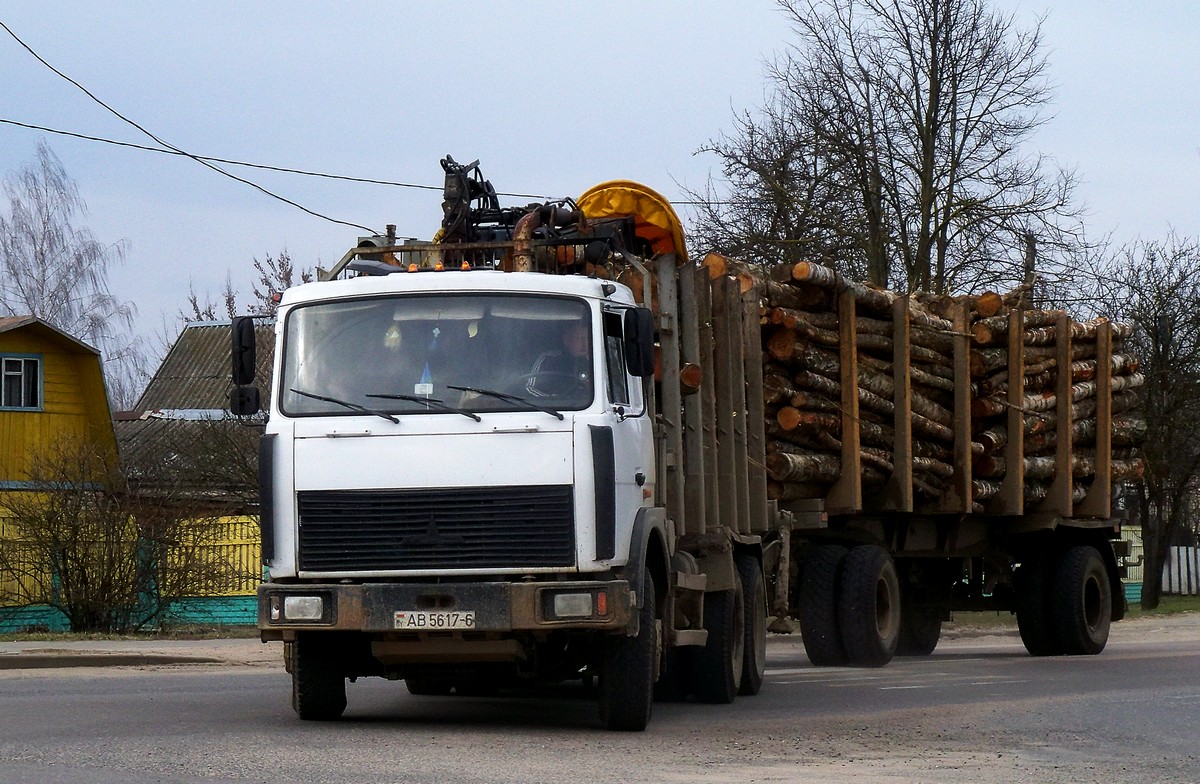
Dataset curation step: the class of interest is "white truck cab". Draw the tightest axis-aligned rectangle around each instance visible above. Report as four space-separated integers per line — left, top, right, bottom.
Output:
262 270 656 583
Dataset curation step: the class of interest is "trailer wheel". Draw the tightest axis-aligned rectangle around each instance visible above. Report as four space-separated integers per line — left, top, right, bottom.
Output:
838 545 901 667
692 579 745 703
737 554 767 696
598 569 657 731
291 635 347 720
1052 545 1112 656
1015 555 1062 656
799 545 849 666
895 606 942 657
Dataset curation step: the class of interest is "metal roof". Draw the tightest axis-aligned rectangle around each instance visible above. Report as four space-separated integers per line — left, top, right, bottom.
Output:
132 320 274 413
115 320 272 500
115 415 261 500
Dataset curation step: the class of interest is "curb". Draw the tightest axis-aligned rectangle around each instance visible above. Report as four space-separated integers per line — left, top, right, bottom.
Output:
0 652 224 670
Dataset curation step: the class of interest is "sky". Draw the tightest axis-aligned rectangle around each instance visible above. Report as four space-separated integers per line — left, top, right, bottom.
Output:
2 1 1199 357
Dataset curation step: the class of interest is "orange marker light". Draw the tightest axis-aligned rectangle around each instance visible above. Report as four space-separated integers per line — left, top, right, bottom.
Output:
595 591 608 617
434 261 444 271
461 261 471 270
407 263 418 272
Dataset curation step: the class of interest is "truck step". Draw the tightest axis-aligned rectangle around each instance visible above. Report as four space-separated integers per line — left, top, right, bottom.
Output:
673 571 707 594
673 629 709 647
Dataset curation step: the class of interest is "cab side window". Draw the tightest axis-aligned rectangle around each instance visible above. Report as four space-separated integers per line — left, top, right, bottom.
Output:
602 311 630 406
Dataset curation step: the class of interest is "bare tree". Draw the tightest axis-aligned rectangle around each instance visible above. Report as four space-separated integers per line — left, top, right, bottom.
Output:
0 141 148 408
1089 233 1200 609
175 249 311 331
0 436 249 633
179 274 239 323
691 0 1084 294
251 249 311 318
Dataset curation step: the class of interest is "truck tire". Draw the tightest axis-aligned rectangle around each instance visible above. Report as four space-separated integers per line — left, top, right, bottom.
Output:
692 579 745 704
837 545 901 667
1015 555 1062 656
895 606 942 657
1052 545 1112 655
598 569 657 731
737 554 767 696
291 635 347 720
799 545 849 666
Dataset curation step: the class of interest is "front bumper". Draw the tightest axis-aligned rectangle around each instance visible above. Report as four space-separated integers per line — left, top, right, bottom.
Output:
257 579 633 638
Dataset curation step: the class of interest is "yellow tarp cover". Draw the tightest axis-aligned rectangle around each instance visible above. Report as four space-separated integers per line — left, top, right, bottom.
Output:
576 180 688 263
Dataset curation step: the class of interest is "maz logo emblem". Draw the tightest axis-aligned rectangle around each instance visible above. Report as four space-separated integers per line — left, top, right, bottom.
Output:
402 515 467 548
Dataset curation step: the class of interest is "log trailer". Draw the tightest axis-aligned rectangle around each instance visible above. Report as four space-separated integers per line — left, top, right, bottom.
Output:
230 157 1141 731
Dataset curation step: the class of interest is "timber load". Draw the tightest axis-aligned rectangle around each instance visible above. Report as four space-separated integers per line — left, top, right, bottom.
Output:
679 253 1144 520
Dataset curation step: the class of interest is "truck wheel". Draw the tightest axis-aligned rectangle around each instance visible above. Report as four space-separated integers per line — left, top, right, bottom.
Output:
598 569 657 731
838 545 901 667
1015 555 1062 656
737 554 767 696
291 635 347 720
799 545 849 666
1052 545 1112 655
895 606 942 656
692 579 745 703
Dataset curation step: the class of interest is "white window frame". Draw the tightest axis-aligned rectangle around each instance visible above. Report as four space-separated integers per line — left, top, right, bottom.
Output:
1 354 43 411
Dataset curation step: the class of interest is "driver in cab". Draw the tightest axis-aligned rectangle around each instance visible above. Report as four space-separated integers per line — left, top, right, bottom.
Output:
526 320 591 399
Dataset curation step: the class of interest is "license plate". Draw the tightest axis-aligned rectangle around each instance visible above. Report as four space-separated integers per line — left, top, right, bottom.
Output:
394 610 476 630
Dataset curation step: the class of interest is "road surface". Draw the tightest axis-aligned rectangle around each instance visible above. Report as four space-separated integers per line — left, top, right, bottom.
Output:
1 615 1197 783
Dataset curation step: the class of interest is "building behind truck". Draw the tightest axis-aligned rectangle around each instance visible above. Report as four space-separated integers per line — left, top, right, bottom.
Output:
231 157 1142 731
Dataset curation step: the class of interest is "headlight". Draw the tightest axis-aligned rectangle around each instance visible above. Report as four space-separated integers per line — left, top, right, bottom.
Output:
283 595 324 621
552 593 593 618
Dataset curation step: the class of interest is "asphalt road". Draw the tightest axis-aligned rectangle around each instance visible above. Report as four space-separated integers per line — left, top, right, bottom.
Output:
1 617 1198 784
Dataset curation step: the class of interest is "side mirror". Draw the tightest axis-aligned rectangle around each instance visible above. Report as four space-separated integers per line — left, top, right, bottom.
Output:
230 385 261 417
231 316 258 385
623 307 655 378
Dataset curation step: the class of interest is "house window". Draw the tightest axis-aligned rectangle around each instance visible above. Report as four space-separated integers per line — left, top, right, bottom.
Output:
1 355 41 409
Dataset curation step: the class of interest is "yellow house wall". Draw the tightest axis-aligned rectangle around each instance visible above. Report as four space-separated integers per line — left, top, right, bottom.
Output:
0 329 116 483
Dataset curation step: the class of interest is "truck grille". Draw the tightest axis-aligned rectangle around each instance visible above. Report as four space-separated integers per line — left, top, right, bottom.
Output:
296 485 575 572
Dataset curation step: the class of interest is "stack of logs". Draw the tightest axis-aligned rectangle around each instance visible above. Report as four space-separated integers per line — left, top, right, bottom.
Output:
968 308 1146 506
702 254 1147 512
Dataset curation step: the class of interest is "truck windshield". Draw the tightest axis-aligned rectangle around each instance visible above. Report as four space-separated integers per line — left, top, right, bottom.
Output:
279 293 594 417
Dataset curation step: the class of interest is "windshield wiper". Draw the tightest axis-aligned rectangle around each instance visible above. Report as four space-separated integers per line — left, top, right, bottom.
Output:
447 385 565 420
365 392 482 422
290 388 399 424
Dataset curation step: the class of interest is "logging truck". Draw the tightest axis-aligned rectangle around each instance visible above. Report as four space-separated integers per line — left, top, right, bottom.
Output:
230 158 1141 731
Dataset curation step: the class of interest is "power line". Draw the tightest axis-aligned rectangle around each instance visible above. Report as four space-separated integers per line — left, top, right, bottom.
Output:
1 22 738 213
0 20 380 234
0 118 553 200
